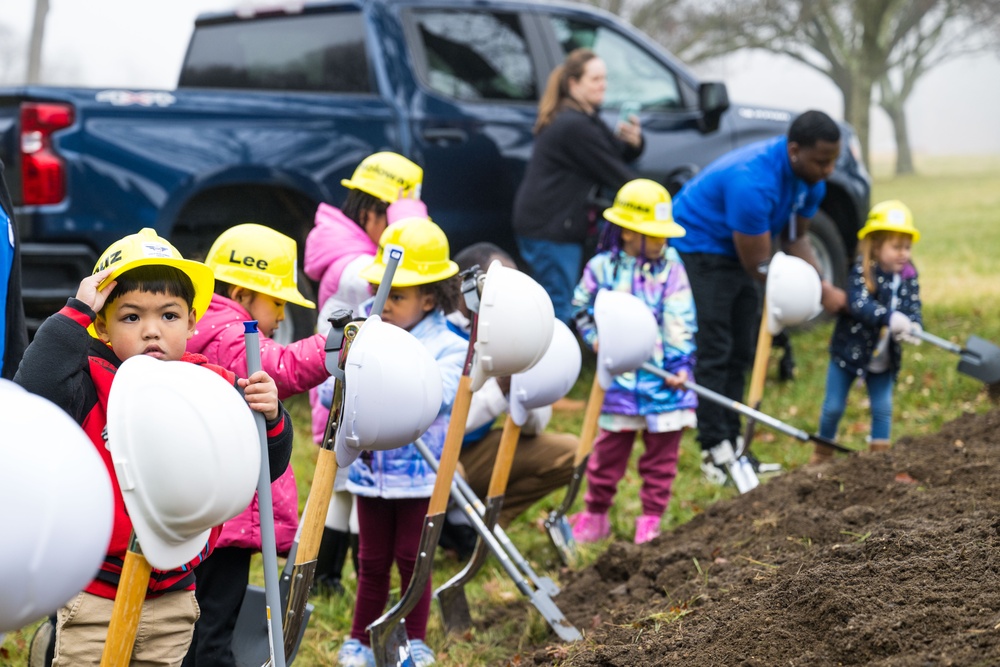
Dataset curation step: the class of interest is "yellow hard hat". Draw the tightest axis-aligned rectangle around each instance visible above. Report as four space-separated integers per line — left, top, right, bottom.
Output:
341 152 423 203
858 200 920 242
92 228 214 324
359 217 459 287
603 179 686 239
205 224 316 308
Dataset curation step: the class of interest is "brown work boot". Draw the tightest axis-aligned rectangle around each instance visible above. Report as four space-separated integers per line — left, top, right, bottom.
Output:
869 439 892 453
808 443 836 465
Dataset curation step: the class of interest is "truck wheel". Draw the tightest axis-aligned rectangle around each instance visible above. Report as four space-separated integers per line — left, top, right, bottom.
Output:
806 210 849 290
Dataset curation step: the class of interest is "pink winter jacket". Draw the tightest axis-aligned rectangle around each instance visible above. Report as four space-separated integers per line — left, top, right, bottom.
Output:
187 294 329 551
304 202 378 443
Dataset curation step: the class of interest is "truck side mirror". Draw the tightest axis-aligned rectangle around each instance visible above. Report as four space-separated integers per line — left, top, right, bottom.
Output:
698 82 730 133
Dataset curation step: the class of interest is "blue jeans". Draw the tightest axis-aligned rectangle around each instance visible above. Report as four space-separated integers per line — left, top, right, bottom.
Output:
516 235 583 325
819 361 895 441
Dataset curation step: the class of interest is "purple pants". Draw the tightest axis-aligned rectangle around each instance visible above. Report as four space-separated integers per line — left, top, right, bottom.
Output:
350 496 432 644
583 428 681 517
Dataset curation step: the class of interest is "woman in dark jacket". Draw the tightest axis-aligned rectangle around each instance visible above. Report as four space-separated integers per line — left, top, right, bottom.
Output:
512 48 644 324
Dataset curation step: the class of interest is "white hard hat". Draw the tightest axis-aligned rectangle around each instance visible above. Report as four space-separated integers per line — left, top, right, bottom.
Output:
469 261 555 392
594 290 658 390
0 380 114 633
765 252 823 335
107 355 261 571
509 318 582 427
335 315 444 467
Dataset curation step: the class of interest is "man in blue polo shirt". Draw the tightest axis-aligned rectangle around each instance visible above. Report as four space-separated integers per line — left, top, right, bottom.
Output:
672 110 847 484
1 158 27 380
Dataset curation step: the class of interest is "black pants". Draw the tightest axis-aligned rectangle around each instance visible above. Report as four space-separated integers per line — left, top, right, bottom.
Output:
182 546 252 667
679 252 760 450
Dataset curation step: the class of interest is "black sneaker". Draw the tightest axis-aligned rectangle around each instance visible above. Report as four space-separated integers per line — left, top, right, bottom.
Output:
437 519 478 561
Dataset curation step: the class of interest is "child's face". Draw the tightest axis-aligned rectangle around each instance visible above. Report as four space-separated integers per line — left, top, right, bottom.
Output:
94 289 196 361
875 234 913 274
363 208 389 246
621 229 666 261
378 284 434 331
233 288 286 338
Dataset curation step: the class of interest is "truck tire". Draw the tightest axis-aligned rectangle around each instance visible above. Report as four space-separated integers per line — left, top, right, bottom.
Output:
806 210 849 290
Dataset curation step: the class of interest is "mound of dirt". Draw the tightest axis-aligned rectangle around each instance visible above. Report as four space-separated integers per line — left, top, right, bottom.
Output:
504 408 1000 666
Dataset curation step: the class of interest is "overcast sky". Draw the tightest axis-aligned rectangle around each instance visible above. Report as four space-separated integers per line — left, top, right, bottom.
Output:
4 0 1000 158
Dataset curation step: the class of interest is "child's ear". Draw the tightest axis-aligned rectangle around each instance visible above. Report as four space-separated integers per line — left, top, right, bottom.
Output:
93 315 111 343
187 309 197 338
420 291 436 313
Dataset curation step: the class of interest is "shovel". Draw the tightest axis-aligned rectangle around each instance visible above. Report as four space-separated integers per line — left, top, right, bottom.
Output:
641 362 855 455
282 249 402 660
99 533 152 667
414 437 580 641
242 321 287 667
913 328 1000 385
740 299 773 456
367 267 482 667
543 372 605 567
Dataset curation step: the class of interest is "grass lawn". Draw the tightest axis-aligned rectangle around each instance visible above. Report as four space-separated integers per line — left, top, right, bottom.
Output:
3 156 999 665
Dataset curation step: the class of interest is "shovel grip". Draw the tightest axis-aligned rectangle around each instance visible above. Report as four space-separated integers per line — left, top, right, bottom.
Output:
428 374 474 516
296 448 338 564
486 415 521 498
100 548 153 667
574 376 606 466
746 307 773 409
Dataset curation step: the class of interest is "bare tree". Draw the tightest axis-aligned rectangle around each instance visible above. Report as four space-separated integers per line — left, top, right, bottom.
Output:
586 0 1000 173
27 0 50 83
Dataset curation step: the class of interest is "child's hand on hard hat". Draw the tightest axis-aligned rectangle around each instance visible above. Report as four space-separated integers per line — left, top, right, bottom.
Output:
664 369 688 389
240 371 280 421
76 268 117 314
387 194 428 225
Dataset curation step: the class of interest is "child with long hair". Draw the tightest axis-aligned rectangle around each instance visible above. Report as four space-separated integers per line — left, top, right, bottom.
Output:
812 200 923 463
569 179 697 545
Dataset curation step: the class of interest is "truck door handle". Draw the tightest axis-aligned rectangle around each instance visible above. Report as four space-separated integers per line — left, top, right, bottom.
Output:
421 128 468 145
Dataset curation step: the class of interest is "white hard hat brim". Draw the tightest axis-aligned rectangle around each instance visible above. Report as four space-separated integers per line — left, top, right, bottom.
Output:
509 319 582 426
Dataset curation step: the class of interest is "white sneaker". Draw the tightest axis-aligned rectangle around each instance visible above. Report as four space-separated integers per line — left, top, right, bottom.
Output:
700 449 728 485
337 639 375 667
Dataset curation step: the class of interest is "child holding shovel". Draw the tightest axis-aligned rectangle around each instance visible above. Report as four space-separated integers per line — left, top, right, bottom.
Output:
13 228 294 666
813 200 922 462
331 216 466 667
182 223 327 667
569 179 697 545
304 151 424 594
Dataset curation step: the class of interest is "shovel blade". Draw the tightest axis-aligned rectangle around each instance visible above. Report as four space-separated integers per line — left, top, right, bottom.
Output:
527 590 582 642
232 585 312 667
369 620 412 667
960 335 1000 384
435 585 473 635
544 512 577 567
726 456 760 494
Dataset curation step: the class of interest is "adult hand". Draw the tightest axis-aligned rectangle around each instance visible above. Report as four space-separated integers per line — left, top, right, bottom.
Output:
820 281 847 314
617 117 642 149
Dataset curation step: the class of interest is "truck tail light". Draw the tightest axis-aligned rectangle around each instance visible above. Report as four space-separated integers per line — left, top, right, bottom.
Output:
20 102 74 205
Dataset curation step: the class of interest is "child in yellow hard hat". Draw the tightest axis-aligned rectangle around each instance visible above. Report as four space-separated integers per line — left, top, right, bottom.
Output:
183 222 328 666
569 179 697 546
304 151 425 596
813 200 923 463
14 228 293 666
332 215 466 667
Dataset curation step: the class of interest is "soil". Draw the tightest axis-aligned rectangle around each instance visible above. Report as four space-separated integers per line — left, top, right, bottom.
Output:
494 408 1000 666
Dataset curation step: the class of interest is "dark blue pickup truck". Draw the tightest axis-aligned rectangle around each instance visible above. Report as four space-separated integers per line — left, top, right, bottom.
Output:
0 0 869 338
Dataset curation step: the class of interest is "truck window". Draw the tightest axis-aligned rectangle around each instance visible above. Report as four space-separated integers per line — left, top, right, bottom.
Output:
548 16 682 111
410 10 536 102
180 11 371 93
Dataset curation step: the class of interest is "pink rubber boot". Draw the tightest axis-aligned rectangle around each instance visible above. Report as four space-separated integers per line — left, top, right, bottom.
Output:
569 511 610 543
634 515 661 545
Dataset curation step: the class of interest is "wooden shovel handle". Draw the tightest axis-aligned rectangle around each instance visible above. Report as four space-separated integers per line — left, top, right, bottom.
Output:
428 374 474 516
296 447 338 565
746 301 773 410
486 414 522 499
574 375 606 467
100 548 152 667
